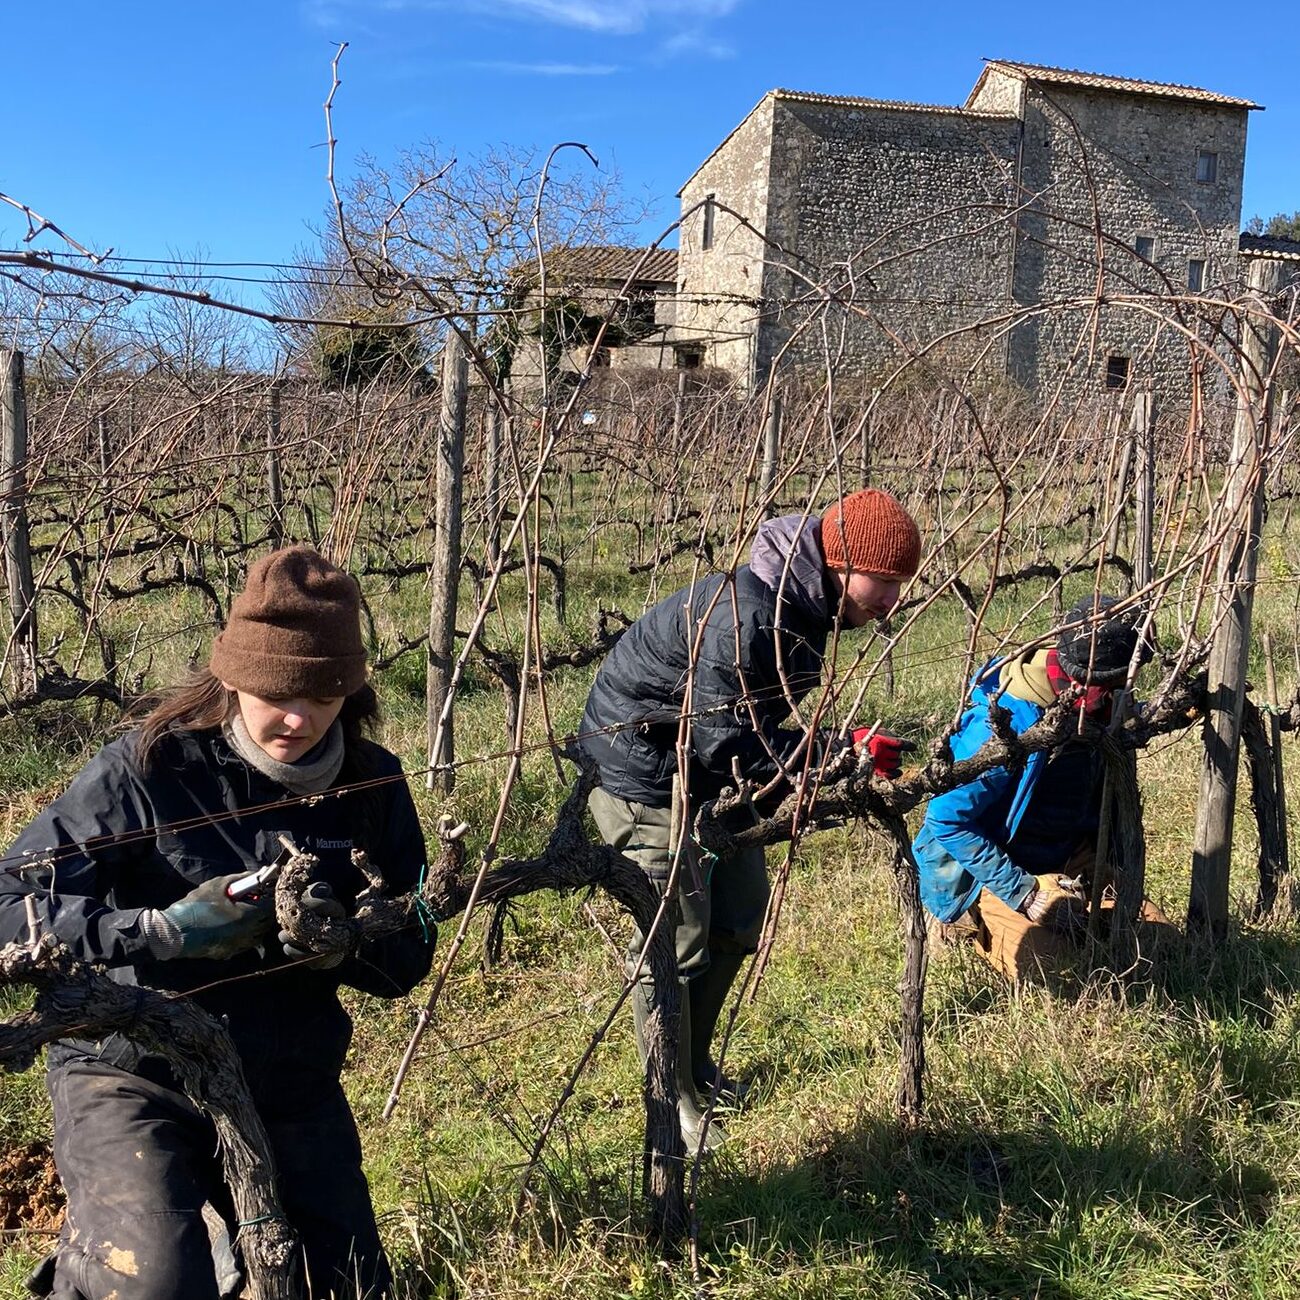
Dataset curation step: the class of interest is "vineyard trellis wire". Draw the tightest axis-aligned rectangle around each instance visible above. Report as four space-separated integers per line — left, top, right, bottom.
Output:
0 175 1298 1278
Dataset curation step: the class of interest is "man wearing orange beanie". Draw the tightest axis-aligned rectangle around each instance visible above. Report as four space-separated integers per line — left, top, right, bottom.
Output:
580 488 922 1150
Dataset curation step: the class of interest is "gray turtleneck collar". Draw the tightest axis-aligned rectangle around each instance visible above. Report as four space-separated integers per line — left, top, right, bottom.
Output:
223 715 345 794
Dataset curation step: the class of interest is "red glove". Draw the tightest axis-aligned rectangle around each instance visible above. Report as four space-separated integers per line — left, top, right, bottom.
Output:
850 728 911 779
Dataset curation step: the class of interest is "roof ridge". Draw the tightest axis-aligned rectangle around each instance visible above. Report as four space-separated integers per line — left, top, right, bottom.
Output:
982 59 1260 109
772 87 1013 117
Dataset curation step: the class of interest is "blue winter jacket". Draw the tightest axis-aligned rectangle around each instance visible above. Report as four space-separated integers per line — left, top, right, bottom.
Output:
912 661 1049 923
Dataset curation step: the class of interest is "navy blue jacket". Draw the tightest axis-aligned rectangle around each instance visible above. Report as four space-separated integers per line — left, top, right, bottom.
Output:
0 727 434 1103
580 516 834 808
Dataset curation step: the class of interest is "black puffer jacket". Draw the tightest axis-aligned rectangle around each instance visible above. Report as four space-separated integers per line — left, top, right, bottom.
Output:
0 727 435 1104
581 515 834 807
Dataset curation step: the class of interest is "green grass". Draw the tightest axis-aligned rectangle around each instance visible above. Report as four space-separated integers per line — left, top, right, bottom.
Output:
3 485 1300 1298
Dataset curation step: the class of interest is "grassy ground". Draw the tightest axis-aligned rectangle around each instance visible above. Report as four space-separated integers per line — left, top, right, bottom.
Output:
2 510 1299 1299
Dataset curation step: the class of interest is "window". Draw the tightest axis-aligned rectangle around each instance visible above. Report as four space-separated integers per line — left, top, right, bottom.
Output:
674 345 704 370
701 194 716 251
1134 234 1155 261
625 290 657 334
1105 355 1130 390
1187 259 1206 292
1196 150 1218 184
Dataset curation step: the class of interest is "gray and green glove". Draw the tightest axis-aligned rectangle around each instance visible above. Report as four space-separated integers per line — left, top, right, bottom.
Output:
143 874 276 960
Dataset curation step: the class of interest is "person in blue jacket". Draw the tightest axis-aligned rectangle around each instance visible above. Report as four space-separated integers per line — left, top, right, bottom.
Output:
913 595 1149 959
1 547 435 1300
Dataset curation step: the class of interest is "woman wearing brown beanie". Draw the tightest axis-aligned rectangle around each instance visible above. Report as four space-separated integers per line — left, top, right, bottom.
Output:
0 547 434 1300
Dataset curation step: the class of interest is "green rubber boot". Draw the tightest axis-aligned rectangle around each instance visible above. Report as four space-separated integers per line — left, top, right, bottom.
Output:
632 983 726 1153
688 950 753 1110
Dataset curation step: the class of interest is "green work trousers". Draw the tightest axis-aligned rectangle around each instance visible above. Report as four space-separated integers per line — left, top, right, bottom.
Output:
588 786 769 983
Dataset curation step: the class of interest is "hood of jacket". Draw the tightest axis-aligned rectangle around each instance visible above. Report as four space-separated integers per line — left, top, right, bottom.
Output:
749 514 830 627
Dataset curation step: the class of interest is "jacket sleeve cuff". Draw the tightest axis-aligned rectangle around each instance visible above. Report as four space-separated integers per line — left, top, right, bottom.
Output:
138 909 184 960
1005 873 1038 914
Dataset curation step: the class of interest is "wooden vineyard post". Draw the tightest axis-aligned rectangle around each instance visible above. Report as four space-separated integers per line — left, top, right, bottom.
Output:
1131 385 1155 592
1188 258 1285 941
1 350 38 697
485 400 504 567
1103 402 1134 562
760 391 781 516
427 331 469 794
267 379 285 547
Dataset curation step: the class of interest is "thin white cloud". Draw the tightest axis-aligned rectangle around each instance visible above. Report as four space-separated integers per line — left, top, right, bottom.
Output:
470 0 742 32
657 28 735 59
464 59 622 75
305 0 744 36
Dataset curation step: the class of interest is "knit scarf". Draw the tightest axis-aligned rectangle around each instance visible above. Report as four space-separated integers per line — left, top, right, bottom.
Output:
223 715 345 794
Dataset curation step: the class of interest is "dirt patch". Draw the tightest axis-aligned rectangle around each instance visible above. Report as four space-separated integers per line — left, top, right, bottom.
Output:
0 1141 64 1234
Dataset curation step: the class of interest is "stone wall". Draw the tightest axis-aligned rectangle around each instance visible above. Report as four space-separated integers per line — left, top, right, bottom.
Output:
676 95 775 380
676 70 1254 416
757 97 1022 389
1005 85 1249 413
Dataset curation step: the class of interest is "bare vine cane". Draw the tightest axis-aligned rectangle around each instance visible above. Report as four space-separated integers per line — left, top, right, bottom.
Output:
485 755 688 1244
378 750 688 1244
0 936 302 1300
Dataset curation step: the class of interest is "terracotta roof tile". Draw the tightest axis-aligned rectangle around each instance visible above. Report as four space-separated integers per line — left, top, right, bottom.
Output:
979 60 1261 110
772 88 1013 118
521 245 678 286
1240 233 1300 261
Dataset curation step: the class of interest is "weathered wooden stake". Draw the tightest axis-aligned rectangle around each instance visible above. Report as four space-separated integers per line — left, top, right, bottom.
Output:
1 350 38 696
861 392 875 486
672 369 686 455
96 408 116 536
1131 385 1155 592
267 380 285 547
485 401 505 567
1189 258 1285 941
759 393 782 516
1103 403 1134 561
427 331 469 793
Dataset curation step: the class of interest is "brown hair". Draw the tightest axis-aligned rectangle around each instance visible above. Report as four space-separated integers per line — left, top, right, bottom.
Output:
131 667 381 772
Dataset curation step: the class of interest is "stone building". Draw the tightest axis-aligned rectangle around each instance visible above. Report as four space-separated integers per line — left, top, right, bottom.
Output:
674 61 1261 411
505 245 680 388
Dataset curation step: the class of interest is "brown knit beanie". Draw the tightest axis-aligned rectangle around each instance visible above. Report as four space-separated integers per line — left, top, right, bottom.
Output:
210 546 367 698
820 489 921 579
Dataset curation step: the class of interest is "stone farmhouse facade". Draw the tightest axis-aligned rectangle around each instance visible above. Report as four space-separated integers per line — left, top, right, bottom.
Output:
672 60 1261 411
505 245 680 388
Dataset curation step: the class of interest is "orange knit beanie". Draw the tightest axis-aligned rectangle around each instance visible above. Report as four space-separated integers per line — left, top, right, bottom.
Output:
210 546 367 699
820 489 921 579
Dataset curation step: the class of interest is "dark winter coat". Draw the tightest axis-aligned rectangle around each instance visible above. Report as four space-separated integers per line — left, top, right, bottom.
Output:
0 727 435 1103
580 515 835 807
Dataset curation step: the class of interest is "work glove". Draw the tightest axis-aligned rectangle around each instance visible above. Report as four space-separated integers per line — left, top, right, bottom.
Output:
1020 873 1088 930
850 728 912 779
279 881 350 970
144 873 277 960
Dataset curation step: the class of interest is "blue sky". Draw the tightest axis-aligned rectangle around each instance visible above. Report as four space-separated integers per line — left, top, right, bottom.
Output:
2 0 1296 295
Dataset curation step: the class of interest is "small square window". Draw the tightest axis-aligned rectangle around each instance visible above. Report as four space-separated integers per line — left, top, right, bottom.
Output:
701 194 716 251
1135 234 1155 260
674 345 704 370
1105 355 1130 390
1188 259 1206 292
1196 150 1218 184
